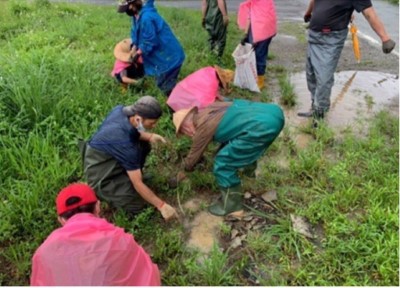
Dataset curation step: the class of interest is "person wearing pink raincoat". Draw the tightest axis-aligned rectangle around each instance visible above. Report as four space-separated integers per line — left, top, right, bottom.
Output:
30 183 160 286
166 65 234 112
237 0 277 90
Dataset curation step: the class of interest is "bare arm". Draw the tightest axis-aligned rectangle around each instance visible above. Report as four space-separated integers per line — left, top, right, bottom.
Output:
121 76 138 84
362 7 390 42
127 169 164 209
244 18 250 34
305 0 314 15
201 0 207 19
217 0 228 17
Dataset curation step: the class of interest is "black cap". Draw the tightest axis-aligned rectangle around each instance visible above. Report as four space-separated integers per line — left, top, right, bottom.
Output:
117 1 135 13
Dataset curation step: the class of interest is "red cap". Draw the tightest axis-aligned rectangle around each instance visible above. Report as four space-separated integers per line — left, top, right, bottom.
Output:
56 183 98 215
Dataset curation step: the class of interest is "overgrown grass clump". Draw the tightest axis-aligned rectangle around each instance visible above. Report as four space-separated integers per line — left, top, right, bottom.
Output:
0 0 398 286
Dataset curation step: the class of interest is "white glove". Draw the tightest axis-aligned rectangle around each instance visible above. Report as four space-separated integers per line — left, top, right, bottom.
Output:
149 133 166 144
158 202 178 221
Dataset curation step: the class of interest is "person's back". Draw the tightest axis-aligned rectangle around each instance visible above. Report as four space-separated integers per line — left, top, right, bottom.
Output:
310 0 366 32
30 183 160 286
132 0 185 76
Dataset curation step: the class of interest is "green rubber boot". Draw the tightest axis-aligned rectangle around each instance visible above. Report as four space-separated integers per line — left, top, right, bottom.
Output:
208 185 244 217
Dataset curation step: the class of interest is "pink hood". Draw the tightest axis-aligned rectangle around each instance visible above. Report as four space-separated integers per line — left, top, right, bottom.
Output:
167 66 219 111
238 0 277 43
30 213 160 286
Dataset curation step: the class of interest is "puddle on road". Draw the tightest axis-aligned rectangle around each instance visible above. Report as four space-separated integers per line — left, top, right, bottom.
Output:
286 71 399 132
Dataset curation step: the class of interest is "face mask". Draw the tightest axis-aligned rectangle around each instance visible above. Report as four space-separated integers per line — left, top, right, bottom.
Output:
126 9 135 16
136 118 146 132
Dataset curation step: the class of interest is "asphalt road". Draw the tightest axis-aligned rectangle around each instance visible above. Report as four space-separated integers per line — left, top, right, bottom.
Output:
53 0 399 55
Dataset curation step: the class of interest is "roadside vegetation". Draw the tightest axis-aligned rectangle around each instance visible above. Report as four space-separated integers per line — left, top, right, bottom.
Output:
0 0 398 285
386 0 399 5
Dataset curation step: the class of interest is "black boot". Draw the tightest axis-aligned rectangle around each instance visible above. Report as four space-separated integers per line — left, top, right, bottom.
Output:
297 110 314 118
298 101 315 118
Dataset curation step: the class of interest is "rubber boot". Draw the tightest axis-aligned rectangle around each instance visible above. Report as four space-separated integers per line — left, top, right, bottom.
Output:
208 185 244 218
297 109 314 118
257 75 265 90
298 101 315 118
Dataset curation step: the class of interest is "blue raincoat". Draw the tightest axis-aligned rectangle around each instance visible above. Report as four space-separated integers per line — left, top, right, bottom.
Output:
131 0 185 76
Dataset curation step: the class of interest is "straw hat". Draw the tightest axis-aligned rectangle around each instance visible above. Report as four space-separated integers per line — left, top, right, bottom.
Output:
173 107 198 135
214 65 234 92
114 38 133 62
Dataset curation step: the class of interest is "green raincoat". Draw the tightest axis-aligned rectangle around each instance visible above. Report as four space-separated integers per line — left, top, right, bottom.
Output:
213 99 285 188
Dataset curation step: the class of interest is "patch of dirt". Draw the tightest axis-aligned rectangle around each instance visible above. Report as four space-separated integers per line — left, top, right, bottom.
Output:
185 211 223 254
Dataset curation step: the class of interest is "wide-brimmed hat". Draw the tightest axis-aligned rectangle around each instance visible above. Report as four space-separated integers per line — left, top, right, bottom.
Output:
173 107 198 135
214 65 234 92
114 38 133 62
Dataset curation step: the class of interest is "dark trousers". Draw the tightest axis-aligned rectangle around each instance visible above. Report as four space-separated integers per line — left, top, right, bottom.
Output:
80 142 151 216
247 27 274 76
156 65 182 96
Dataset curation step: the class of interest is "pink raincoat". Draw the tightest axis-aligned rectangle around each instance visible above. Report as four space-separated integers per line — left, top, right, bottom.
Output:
167 66 219 111
111 59 132 76
30 213 160 286
237 0 277 43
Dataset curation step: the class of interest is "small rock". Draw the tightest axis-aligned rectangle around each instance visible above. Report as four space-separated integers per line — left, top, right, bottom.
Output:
244 192 252 199
261 190 278 202
230 236 242 249
231 229 239 239
290 214 315 239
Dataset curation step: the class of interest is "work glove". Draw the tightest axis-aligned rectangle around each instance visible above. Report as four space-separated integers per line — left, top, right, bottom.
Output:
240 34 248 46
223 15 229 26
201 17 206 29
382 39 395 54
304 13 311 23
149 133 167 144
158 202 178 221
168 171 187 188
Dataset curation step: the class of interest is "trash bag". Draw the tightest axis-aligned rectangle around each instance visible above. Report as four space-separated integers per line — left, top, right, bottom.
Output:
232 43 260 93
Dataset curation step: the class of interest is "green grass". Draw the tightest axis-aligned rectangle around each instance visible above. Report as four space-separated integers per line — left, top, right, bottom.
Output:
0 0 399 286
278 72 297 107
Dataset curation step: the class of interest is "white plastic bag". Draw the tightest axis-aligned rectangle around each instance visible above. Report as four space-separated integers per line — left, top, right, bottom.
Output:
232 43 260 93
